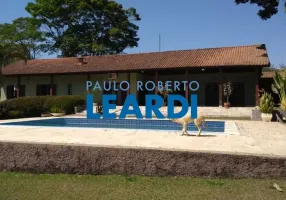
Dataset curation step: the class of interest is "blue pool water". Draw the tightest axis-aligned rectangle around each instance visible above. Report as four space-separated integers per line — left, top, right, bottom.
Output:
0 118 225 132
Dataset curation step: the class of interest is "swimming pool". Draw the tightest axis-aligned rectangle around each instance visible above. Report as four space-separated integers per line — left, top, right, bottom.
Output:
0 118 225 132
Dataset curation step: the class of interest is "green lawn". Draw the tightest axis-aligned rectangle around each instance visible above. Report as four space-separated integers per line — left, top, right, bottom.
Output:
0 172 285 200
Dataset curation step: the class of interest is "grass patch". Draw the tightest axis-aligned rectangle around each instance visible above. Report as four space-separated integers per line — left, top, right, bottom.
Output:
206 179 225 186
122 173 137 182
0 172 285 200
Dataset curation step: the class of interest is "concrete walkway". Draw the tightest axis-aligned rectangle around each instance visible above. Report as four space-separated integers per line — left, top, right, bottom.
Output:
0 117 285 157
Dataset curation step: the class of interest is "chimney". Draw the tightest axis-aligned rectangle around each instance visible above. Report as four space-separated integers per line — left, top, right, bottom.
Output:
77 55 84 64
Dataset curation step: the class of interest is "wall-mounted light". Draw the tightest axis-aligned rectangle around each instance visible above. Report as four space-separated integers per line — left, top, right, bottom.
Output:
201 68 205 71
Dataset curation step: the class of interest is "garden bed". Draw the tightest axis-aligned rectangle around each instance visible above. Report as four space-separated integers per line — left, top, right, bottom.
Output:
0 95 85 119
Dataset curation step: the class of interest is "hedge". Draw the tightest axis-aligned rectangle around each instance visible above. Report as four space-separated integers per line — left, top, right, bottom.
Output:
43 96 86 114
0 95 85 119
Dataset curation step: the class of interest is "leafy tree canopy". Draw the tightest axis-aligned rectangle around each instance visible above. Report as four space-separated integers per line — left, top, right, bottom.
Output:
0 17 46 60
0 43 27 87
25 0 141 57
235 0 285 20
0 43 27 67
262 64 286 72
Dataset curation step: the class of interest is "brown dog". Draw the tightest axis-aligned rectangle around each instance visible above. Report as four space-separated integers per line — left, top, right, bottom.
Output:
170 114 207 136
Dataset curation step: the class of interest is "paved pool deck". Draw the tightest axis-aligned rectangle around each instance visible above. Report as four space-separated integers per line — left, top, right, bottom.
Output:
0 116 286 157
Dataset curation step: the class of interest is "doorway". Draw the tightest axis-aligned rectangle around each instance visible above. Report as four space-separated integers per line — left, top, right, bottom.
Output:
224 82 245 107
205 83 219 106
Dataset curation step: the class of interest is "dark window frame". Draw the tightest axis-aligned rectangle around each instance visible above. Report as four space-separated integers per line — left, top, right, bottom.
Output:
68 84 72 95
36 84 57 96
6 85 25 99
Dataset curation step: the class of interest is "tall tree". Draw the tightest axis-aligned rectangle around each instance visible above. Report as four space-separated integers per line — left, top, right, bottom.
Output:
0 20 29 85
0 44 27 67
25 0 141 57
235 0 286 20
0 17 46 60
0 43 27 87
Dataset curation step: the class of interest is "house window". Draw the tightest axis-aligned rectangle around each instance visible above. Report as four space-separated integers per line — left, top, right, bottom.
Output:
19 85 25 97
6 85 25 99
36 84 57 96
6 85 16 99
68 84 72 95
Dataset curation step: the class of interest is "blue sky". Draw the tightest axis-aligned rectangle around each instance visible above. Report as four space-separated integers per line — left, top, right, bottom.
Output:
1 0 286 66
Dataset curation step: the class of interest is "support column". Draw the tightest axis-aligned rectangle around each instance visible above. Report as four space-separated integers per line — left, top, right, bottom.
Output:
153 71 158 105
127 72 131 95
154 71 158 95
218 68 223 107
185 70 189 101
16 76 20 98
49 75 54 96
87 74 91 93
255 68 260 106
255 84 259 106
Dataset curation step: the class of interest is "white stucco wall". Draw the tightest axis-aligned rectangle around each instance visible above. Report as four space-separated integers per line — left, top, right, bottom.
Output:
149 71 257 106
53 75 87 97
0 71 257 106
0 76 17 101
0 73 139 103
21 76 50 96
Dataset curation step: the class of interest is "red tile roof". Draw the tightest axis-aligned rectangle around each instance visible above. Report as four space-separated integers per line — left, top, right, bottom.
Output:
2 44 270 75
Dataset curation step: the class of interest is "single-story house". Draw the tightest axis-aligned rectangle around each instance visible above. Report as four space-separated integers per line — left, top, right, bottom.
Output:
0 44 270 107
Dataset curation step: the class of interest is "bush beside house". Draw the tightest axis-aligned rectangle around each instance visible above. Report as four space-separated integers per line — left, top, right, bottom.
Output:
223 81 233 109
43 96 85 114
0 95 85 119
272 70 286 110
259 92 274 122
271 70 286 123
1 96 48 118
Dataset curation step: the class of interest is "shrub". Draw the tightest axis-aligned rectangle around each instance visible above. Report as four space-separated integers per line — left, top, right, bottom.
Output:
50 105 65 113
0 101 8 118
43 95 85 114
8 110 24 119
0 95 85 119
0 96 48 119
272 70 286 110
259 92 274 114
223 81 233 103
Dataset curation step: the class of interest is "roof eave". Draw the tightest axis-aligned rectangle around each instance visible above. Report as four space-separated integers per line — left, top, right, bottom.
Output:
1 64 270 76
